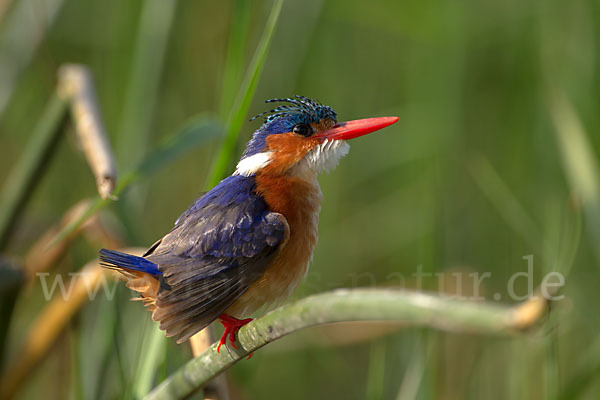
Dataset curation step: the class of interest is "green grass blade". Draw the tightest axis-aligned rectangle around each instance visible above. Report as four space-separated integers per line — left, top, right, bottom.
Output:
395 333 428 400
206 0 284 188
114 0 178 241
0 258 24 366
116 0 178 170
366 340 386 400
468 155 544 254
219 0 252 119
134 116 221 177
70 326 84 400
133 326 167 399
549 89 600 263
551 199 582 278
0 93 68 250
558 335 600 400
0 0 65 115
48 116 222 249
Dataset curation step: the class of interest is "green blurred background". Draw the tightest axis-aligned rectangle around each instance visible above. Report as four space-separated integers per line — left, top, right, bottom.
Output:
1 0 599 399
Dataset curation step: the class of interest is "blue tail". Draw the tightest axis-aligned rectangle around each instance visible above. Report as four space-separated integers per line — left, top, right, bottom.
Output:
99 248 162 276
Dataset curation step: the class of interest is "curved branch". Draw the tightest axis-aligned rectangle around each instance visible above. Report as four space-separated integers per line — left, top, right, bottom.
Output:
144 288 550 400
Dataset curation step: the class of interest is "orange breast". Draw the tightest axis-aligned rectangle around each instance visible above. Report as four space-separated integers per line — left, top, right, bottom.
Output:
225 174 322 317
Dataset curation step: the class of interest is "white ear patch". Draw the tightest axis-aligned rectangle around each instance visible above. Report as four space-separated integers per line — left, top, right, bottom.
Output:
305 139 350 173
234 152 273 176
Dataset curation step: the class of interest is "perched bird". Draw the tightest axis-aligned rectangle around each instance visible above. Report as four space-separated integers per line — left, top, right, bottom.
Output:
99 96 398 352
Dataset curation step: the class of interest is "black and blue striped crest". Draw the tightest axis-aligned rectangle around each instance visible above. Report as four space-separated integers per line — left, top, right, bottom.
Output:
250 95 337 126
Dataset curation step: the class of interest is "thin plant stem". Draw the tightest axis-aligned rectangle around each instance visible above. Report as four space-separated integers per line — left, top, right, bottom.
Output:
0 93 68 250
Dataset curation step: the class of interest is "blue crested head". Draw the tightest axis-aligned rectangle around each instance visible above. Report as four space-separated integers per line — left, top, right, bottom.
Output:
232 95 397 178
242 95 338 158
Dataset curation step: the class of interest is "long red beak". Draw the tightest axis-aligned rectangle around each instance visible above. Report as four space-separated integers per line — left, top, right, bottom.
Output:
313 116 399 141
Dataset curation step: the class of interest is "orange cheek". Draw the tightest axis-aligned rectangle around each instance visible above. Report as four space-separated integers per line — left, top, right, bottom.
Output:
263 132 320 175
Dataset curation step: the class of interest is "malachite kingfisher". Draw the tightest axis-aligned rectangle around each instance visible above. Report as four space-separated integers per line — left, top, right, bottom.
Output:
99 96 398 352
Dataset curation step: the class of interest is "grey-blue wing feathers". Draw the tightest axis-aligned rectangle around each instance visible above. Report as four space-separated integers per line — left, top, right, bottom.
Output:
143 175 288 342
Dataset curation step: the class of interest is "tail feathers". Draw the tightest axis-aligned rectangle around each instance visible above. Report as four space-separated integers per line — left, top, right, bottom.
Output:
99 248 161 275
99 248 162 310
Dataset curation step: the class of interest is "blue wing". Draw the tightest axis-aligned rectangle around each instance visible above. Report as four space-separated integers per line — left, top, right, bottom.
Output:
142 175 288 342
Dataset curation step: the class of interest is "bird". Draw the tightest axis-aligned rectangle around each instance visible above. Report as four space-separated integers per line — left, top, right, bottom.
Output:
99 95 398 353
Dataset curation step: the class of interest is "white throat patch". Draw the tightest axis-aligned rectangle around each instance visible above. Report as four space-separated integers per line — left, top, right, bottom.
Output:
304 139 350 174
233 152 272 176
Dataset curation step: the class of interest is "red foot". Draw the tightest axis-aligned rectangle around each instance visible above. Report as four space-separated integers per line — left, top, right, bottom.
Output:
217 314 253 354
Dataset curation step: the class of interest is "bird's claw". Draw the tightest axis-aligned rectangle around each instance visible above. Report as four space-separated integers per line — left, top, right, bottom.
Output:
216 314 253 355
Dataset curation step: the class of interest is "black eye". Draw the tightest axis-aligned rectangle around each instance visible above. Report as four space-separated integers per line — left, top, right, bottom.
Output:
292 123 312 137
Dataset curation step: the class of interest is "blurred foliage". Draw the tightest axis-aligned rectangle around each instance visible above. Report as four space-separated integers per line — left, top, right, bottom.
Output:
0 0 599 399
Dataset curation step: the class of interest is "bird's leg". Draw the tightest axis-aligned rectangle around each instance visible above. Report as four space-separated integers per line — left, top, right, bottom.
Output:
217 314 253 353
